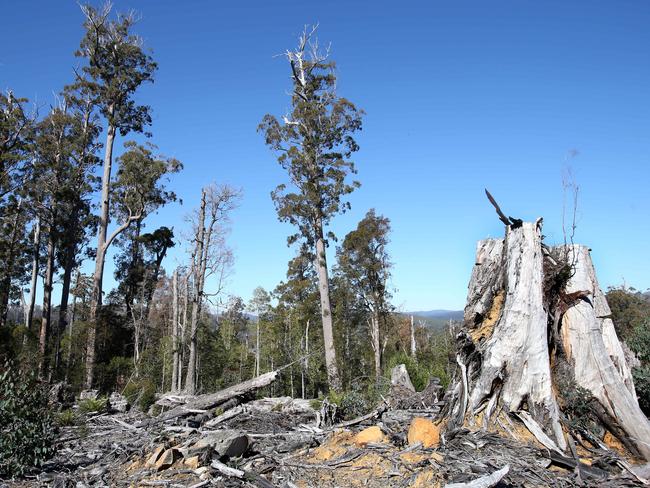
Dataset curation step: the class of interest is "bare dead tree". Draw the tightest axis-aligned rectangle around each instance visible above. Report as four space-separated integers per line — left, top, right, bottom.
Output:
183 184 241 394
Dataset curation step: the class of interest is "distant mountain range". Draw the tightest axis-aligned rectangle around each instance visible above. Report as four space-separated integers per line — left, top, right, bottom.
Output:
404 309 463 330
408 310 463 320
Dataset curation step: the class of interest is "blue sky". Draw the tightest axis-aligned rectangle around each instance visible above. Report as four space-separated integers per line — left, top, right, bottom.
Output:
2 1 650 311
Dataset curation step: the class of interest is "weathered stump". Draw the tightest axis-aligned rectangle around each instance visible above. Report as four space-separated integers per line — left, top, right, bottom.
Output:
446 219 650 461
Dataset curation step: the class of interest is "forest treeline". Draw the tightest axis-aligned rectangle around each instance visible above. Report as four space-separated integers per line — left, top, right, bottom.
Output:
0 6 454 409
1 4 649 421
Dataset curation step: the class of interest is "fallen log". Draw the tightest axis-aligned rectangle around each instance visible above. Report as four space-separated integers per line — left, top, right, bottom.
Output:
145 370 279 426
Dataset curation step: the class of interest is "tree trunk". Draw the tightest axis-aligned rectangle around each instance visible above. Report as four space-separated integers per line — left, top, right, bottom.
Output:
370 312 381 378
85 118 116 389
64 269 80 384
171 269 180 392
39 219 56 377
314 220 340 392
55 213 78 374
255 317 261 378
561 245 650 460
185 189 207 394
0 199 23 328
410 315 416 358
302 319 309 399
25 216 40 331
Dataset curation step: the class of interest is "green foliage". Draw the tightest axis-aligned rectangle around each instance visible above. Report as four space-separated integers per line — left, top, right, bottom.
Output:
632 366 650 414
123 378 157 412
628 322 650 363
259 26 363 251
56 409 77 427
0 363 56 477
336 209 392 311
554 361 600 434
606 287 650 340
323 379 388 420
74 3 157 134
385 350 451 391
627 321 650 415
78 396 107 414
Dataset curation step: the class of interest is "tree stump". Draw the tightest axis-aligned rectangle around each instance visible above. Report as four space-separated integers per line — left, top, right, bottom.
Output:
446 219 650 461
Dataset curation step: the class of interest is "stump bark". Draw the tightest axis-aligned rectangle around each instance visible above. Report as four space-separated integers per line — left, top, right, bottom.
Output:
447 219 650 461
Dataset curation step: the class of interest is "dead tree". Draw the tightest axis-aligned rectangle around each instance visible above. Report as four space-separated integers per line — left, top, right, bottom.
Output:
184 184 240 394
445 192 650 461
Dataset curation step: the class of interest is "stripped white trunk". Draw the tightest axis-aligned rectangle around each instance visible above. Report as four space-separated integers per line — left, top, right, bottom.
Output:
314 226 340 391
561 245 650 460
463 222 565 450
409 315 416 358
171 270 179 392
369 313 381 378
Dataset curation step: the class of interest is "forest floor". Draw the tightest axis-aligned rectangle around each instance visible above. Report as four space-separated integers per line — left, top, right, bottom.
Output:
4 392 650 488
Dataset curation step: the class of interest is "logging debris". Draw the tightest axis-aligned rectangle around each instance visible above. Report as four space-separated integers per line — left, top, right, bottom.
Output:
15 364 649 487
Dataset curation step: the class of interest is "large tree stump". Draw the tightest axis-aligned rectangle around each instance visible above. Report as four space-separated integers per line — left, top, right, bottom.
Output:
446 219 650 461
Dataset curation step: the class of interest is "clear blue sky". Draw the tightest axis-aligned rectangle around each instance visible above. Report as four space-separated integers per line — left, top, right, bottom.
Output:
2 1 649 311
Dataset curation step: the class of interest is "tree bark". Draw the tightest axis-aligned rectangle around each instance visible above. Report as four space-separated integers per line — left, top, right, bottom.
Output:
314 219 341 392
85 117 115 389
64 269 80 384
370 312 381 378
448 221 566 450
38 218 56 377
152 370 279 425
447 219 650 462
561 245 650 460
302 318 309 399
25 216 40 331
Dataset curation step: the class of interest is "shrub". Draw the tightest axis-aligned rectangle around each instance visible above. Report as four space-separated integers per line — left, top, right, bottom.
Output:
56 409 77 427
385 352 447 391
0 362 56 477
632 366 650 416
78 396 107 414
123 378 157 412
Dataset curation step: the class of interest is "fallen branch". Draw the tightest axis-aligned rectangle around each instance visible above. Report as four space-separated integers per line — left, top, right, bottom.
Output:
445 465 509 488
